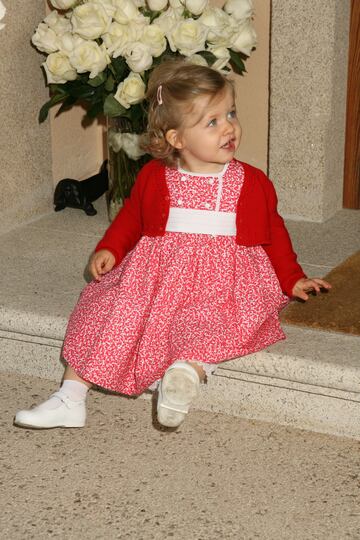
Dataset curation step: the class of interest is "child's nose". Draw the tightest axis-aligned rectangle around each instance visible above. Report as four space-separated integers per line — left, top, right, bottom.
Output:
224 120 235 134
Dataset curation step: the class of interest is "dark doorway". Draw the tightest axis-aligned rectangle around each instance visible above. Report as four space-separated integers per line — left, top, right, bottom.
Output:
343 0 360 209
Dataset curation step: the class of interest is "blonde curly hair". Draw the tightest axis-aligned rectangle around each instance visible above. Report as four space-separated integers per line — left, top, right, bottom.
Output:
141 59 233 167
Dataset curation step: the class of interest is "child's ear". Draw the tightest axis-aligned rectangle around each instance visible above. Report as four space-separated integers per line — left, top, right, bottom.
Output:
165 129 183 150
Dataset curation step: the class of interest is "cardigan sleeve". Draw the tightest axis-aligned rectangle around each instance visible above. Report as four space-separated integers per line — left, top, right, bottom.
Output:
95 168 145 266
261 175 307 297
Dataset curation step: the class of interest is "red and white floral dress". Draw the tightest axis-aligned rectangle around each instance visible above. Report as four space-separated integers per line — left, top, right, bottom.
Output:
62 160 288 395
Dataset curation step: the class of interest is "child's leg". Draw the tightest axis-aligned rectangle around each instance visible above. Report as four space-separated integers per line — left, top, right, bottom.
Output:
14 365 91 429
63 365 92 387
157 361 205 428
188 362 206 382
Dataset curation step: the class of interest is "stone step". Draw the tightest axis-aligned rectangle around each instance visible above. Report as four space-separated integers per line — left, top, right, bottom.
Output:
1 307 359 439
1 203 359 439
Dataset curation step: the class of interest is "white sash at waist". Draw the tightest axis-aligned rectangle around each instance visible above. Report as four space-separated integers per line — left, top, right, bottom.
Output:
165 207 236 236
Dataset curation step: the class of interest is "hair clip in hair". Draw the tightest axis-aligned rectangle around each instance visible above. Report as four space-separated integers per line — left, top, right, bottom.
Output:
157 84 163 105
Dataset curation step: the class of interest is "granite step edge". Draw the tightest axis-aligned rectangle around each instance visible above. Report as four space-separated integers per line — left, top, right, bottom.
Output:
1 317 359 396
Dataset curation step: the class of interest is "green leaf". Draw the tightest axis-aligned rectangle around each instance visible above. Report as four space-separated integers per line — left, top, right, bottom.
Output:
87 72 107 87
111 56 128 81
38 92 68 123
229 50 246 75
129 103 147 132
66 83 96 99
105 74 115 92
198 50 217 66
49 83 69 96
86 101 105 119
56 95 78 116
104 94 129 117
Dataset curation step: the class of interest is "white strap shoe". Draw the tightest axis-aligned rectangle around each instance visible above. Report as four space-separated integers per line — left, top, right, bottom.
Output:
157 361 200 428
14 391 86 429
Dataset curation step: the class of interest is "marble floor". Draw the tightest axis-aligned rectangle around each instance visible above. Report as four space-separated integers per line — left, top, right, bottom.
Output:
2 370 360 539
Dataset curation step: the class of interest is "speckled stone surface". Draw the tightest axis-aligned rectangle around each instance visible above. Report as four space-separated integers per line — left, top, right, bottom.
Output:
3 372 360 539
269 1 350 221
0 0 53 234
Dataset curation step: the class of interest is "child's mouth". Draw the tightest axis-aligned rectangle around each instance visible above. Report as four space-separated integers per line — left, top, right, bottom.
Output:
221 139 235 151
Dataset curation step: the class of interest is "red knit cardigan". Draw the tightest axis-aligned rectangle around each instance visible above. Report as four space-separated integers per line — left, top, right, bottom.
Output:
96 159 306 297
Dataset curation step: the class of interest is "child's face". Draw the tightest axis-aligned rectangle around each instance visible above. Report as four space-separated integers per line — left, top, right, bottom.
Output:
166 86 241 173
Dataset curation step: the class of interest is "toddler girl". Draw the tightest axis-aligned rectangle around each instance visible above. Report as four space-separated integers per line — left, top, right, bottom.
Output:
15 60 330 430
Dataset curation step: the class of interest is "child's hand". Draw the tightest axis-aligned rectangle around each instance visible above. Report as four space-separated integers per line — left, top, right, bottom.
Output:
292 277 331 301
89 250 116 281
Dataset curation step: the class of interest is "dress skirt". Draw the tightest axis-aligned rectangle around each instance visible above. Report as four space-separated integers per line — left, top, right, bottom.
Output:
62 233 288 395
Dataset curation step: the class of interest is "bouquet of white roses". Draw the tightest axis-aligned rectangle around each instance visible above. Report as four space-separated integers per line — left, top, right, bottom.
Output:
32 0 256 203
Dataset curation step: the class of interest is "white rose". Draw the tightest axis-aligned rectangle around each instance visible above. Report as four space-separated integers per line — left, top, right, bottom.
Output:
186 54 208 67
231 20 257 56
71 3 112 40
133 0 146 6
155 6 182 34
168 0 182 7
208 46 230 70
224 0 254 22
43 52 77 84
185 0 208 16
114 72 146 108
58 32 85 55
124 42 153 73
142 25 166 57
122 133 145 160
0 1 4 18
108 130 123 153
44 11 72 36
169 19 208 57
147 0 168 10
127 15 151 39
108 131 145 160
102 22 131 58
113 0 140 24
69 40 110 78
0 1 6 31
199 7 235 47
90 0 116 17
50 0 77 10
32 23 59 54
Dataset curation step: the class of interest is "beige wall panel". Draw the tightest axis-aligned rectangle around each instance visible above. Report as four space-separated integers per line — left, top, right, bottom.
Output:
50 106 105 184
235 0 270 171
44 1 105 185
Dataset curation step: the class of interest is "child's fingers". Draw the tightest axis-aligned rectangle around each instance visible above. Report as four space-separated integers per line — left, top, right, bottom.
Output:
101 259 113 274
293 277 331 301
313 278 331 290
90 256 105 280
94 255 115 280
89 251 115 281
296 289 309 301
306 280 321 293
90 259 100 280
97 257 111 276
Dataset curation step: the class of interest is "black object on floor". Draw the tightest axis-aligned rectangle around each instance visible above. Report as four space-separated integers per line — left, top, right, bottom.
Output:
53 160 109 216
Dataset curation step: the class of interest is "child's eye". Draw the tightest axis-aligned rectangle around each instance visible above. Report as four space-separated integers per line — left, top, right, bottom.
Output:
207 118 217 127
228 110 237 120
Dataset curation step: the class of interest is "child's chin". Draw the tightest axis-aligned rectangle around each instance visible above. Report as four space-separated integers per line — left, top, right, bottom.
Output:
220 149 235 159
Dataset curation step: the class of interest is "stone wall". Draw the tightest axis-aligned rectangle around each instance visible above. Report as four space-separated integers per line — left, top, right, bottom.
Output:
0 0 53 234
269 0 350 222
